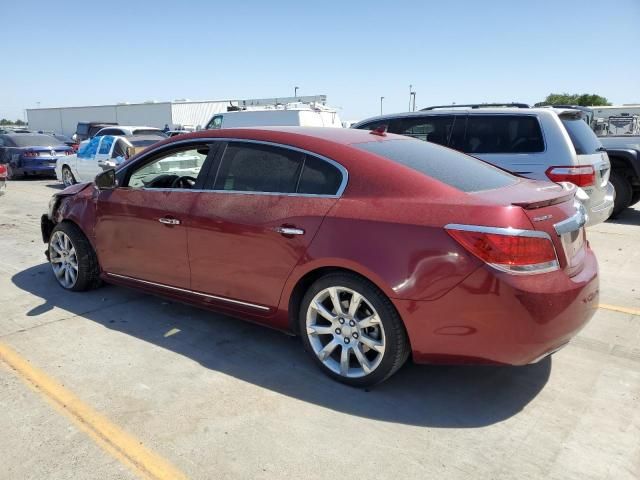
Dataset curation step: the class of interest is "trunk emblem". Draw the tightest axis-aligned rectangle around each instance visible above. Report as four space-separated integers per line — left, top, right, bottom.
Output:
533 214 553 222
51 150 56 157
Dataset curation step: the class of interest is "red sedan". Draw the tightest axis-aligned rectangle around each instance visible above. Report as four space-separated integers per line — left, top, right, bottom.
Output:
41 127 599 386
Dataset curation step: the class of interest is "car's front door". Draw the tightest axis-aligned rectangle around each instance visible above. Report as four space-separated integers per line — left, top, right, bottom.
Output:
94 142 215 288
187 141 345 313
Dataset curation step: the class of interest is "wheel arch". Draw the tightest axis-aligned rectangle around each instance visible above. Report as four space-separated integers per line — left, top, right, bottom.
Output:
608 150 640 179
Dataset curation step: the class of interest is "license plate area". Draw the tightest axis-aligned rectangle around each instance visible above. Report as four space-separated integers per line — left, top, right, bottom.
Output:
561 226 586 269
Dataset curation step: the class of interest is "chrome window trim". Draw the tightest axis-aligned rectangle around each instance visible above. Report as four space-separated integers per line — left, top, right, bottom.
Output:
105 272 270 311
118 137 349 198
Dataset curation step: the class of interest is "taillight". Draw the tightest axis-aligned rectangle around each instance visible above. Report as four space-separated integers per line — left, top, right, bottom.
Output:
446 225 559 275
23 151 38 157
0 164 6 178
545 166 595 187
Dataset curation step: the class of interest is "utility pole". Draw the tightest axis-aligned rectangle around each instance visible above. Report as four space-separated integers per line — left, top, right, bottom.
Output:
380 96 384 115
409 85 412 111
294 86 299 98
411 91 416 111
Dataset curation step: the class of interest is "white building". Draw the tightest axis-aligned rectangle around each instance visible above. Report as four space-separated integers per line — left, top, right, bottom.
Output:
26 95 328 136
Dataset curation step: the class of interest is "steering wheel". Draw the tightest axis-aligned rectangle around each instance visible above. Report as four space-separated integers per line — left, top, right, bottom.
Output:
170 175 197 189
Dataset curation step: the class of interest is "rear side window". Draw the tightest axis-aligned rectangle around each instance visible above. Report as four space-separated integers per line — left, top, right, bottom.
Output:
388 115 454 146
355 119 389 131
464 115 544 154
214 143 303 193
98 136 114 154
298 155 343 195
561 118 602 154
355 139 517 193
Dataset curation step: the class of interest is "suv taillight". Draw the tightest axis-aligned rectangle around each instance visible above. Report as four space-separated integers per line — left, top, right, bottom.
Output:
545 166 595 187
0 164 6 178
446 225 559 275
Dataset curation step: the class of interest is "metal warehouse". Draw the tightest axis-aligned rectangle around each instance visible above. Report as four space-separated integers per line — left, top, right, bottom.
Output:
26 95 328 136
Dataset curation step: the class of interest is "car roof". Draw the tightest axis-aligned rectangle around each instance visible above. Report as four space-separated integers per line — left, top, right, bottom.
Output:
123 134 166 142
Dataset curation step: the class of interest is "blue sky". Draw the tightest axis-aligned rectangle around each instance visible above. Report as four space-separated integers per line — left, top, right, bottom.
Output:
1 0 639 122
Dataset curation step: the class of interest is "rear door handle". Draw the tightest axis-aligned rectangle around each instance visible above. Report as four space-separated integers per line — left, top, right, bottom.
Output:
158 217 180 225
274 226 305 236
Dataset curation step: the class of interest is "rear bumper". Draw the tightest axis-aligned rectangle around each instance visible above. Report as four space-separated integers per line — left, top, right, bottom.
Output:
395 248 599 365
584 182 615 226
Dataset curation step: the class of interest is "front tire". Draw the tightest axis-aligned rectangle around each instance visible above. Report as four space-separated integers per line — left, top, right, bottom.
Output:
48 222 101 291
61 166 76 187
299 273 410 387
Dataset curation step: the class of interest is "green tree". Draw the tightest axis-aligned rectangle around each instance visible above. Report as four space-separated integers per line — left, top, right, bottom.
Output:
0 118 14 125
14 119 25 126
536 93 610 107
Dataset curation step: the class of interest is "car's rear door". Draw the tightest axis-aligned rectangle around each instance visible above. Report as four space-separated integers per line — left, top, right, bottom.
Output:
94 141 216 289
187 140 345 313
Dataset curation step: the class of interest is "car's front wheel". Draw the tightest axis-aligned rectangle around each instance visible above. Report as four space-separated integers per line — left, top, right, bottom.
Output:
61 166 76 187
300 273 410 387
48 222 101 291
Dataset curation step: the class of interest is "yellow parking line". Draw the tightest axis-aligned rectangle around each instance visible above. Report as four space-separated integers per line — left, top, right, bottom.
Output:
0 342 188 480
599 303 640 317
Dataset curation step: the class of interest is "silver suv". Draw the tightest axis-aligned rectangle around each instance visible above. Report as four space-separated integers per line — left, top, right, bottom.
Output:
352 105 614 226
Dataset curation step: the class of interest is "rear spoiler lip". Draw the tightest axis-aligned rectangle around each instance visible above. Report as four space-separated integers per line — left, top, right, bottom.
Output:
511 183 577 209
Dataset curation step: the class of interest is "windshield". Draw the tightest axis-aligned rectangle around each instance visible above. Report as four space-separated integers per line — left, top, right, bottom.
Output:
561 118 603 155
6 134 65 148
354 138 518 193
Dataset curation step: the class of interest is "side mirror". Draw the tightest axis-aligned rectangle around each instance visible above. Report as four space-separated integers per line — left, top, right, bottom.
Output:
95 168 116 190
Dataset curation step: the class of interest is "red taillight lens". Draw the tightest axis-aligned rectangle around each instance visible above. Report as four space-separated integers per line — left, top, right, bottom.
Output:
23 151 38 157
0 164 6 178
545 165 595 187
446 226 559 274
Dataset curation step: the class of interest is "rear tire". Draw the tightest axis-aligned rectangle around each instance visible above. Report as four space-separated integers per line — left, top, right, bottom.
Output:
609 170 632 218
48 222 102 291
299 272 410 387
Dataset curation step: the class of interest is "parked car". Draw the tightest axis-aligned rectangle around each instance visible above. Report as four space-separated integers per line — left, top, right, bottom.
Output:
598 136 640 215
53 134 79 152
352 105 614 226
205 103 343 130
0 133 72 179
75 122 118 142
94 125 168 138
56 134 165 186
41 127 598 386
0 163 6 195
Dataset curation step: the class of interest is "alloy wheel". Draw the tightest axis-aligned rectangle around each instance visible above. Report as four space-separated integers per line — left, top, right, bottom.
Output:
62 168 74 187
305 286 386 378
49 231 79 289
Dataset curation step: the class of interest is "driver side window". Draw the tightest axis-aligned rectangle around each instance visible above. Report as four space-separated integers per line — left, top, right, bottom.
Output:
127 145 210 189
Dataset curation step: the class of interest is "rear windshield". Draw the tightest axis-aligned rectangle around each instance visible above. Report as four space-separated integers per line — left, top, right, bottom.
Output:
561 118 602 155
130 138 162 148
354 138 518 192
132 129 167 137
6 134 63 147
76 124 89 135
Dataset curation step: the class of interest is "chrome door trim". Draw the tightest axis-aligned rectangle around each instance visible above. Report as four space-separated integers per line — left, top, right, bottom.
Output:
105 272 270 311
274 226 305 235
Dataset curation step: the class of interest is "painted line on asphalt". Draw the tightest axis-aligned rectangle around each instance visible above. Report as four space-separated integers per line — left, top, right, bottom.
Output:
599 303 640 317
0 342 188 480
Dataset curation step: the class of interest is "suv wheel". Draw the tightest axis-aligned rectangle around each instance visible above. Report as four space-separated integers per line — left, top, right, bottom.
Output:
610 170 632 217
299 273 410 387
48 222 101 291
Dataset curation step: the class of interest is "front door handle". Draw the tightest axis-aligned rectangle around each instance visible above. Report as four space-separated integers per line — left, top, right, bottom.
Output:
158 217 180 225
274 226 305 236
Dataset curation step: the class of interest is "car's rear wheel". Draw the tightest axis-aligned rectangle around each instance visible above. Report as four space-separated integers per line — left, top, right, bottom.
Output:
62 166 76 187
48 222 101 291
300 273 410 387
609 170 632 218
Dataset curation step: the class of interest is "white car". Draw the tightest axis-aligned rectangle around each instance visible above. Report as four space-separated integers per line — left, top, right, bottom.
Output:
56 135 165 186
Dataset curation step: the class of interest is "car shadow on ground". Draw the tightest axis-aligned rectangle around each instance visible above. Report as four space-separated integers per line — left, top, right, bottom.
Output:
607 206 640 226
12 264 551 428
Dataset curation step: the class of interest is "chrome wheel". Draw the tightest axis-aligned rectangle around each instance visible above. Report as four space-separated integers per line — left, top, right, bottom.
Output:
49 231 79 289
62 167 74 187
306 286 386 378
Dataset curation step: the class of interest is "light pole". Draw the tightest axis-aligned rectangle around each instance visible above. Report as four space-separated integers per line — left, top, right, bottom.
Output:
410 91 416 111
294 86 299 98
409 85 412 110
380 96 384 115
